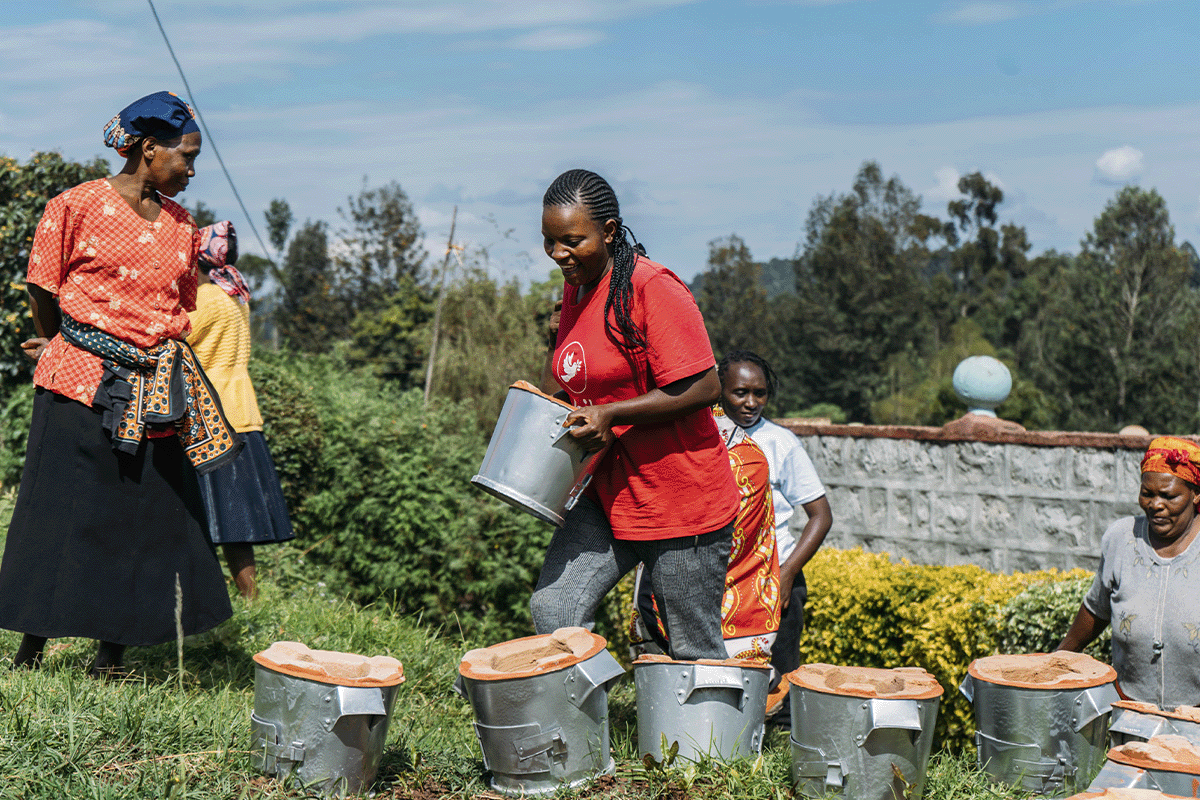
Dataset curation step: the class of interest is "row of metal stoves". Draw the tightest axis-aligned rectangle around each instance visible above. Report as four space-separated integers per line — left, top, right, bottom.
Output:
244 633 1199 799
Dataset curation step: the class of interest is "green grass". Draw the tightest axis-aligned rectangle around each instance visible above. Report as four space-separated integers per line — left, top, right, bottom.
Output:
0 491 1037 799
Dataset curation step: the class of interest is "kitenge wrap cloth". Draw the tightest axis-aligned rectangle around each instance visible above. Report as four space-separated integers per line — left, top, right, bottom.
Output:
59 314 241 474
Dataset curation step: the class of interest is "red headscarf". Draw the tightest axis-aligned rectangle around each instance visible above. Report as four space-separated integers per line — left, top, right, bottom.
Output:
1141 437 1200 497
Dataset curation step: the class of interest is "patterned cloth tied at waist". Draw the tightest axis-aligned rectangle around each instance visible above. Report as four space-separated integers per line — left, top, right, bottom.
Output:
59 314 242 474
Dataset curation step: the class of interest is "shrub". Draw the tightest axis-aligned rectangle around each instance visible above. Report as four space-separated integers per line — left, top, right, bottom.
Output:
247 350 326 519
997 575 1111 661
0 383 33 489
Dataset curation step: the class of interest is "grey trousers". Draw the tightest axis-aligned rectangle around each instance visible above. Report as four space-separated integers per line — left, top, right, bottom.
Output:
531 496 732 661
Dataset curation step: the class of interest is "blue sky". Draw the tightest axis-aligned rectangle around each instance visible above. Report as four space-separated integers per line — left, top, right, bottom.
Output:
2 0 1197 284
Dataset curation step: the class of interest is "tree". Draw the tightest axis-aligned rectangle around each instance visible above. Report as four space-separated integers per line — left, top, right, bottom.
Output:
1043 187 1192 430
274 221 346 353
0 152 109 389
788 161 935 422
185 201 217 228
264 198 293 261
694 234 772 360
336 180 426 317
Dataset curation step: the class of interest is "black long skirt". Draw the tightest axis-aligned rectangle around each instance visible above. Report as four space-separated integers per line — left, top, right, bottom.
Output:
197 430 295 546
0 389 233 646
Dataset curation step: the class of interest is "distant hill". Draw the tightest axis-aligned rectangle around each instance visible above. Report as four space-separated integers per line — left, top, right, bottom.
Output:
690 256 796 299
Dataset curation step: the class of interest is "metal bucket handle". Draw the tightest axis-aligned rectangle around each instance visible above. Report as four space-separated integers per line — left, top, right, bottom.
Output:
564 649 626 709
1109 708 1170 743
791 740 844 790
674 664 753 710
316 685 388 733
1073 683 1120 733
857 698 924 748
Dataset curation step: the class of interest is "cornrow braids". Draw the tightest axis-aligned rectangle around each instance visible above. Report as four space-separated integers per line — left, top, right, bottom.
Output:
718 349 778 399
543 169 648 352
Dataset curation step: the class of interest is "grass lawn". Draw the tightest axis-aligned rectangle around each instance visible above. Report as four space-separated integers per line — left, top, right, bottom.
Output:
0 493 1040 799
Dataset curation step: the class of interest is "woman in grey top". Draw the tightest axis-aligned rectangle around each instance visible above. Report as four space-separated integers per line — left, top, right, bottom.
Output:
1058 436 1200 709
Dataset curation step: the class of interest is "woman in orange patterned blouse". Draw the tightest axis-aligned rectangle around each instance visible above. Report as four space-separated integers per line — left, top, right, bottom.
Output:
0 92 235 676
629 406 781 662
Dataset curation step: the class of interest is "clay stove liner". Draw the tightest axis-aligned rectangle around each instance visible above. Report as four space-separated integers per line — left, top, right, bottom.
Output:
252 641 404 687
786 663 943 700
634 653 770 670
510 379 575 410
1106 735 1200 775
459 627 606 681
1068 791 1192 799
1114 701 1200 725
967 652 1116 689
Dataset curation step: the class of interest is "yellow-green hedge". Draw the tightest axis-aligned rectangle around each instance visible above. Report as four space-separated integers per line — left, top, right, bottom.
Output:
799 548 1095 751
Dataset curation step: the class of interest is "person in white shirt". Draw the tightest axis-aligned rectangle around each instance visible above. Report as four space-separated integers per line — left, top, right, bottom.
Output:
718 350 832 721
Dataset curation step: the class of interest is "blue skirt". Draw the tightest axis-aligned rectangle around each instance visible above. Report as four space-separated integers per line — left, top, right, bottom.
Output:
197 430 295 546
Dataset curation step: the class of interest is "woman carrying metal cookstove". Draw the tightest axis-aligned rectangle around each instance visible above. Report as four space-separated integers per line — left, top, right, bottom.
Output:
1057 436 1200 708
531 169 739 662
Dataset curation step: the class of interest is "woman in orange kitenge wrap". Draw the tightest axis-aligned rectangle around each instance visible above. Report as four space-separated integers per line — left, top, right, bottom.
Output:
630 407 781 662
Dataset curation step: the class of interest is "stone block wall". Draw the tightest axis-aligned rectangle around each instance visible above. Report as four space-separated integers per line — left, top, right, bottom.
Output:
776 419 1155 573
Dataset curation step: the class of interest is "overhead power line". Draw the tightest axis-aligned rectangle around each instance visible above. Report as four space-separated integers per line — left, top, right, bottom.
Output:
146 0 276 267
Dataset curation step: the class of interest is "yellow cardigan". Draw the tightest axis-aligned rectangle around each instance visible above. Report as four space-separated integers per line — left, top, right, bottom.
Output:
187 282 263 433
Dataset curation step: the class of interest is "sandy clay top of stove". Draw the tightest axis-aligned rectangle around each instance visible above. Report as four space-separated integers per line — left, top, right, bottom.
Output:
254 641 405 687
786 663 943 700
459 627 608 681
1114 700 1200 725
1107 734 1200 774
1068 790 1193 799
967 651 1116 689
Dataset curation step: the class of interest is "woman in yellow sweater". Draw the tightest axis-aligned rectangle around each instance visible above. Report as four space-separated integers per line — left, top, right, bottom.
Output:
188 221 293 598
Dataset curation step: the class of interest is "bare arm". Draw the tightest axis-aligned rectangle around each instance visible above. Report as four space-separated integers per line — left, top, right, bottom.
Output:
778 495 833 609
563 367 721 452
22 284 60 362
1057 603 1109 652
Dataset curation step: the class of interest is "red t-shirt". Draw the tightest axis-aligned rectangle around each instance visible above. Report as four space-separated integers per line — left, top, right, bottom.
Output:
553 255 739 541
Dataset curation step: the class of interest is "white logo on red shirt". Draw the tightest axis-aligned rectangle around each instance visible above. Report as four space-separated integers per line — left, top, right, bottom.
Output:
557 341 587 395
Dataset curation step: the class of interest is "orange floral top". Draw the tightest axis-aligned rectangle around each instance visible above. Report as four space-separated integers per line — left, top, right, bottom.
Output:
719 414 781 661
27 179 200 407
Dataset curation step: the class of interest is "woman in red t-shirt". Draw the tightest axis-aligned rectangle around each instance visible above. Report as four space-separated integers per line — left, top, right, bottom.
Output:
531 169 740 661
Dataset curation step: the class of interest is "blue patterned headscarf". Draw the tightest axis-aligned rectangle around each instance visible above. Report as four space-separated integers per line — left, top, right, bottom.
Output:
103 91 199 156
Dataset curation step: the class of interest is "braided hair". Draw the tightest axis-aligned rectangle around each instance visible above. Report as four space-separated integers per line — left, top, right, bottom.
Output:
543 169 647 352
718 349 778 399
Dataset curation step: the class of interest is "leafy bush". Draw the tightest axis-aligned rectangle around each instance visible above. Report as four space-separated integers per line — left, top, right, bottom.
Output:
0 383 33 489
800 548 1101 752
247 350 326 519
998 575 1111 661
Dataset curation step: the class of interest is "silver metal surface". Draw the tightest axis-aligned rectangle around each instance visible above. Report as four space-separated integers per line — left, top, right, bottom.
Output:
788 686 941 800
1086 758 1200 796
635 661 770 762
470 386 598 526
250 664 401 797
458 649 625 796
1109 706 1200 748
959 674 1119 795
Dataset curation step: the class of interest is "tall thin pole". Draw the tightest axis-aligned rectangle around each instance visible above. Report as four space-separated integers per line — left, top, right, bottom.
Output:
424 206 457 406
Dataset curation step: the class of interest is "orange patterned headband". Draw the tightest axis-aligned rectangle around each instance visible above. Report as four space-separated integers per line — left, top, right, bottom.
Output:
1141 436 1200 487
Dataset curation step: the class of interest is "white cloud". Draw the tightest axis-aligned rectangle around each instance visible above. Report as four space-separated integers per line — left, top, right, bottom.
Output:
926 167 962 202
1094 145 1144 183
505 27 606 51
940 2 1027 25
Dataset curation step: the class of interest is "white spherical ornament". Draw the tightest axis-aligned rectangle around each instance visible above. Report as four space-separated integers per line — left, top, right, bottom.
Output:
952 356 1012 417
